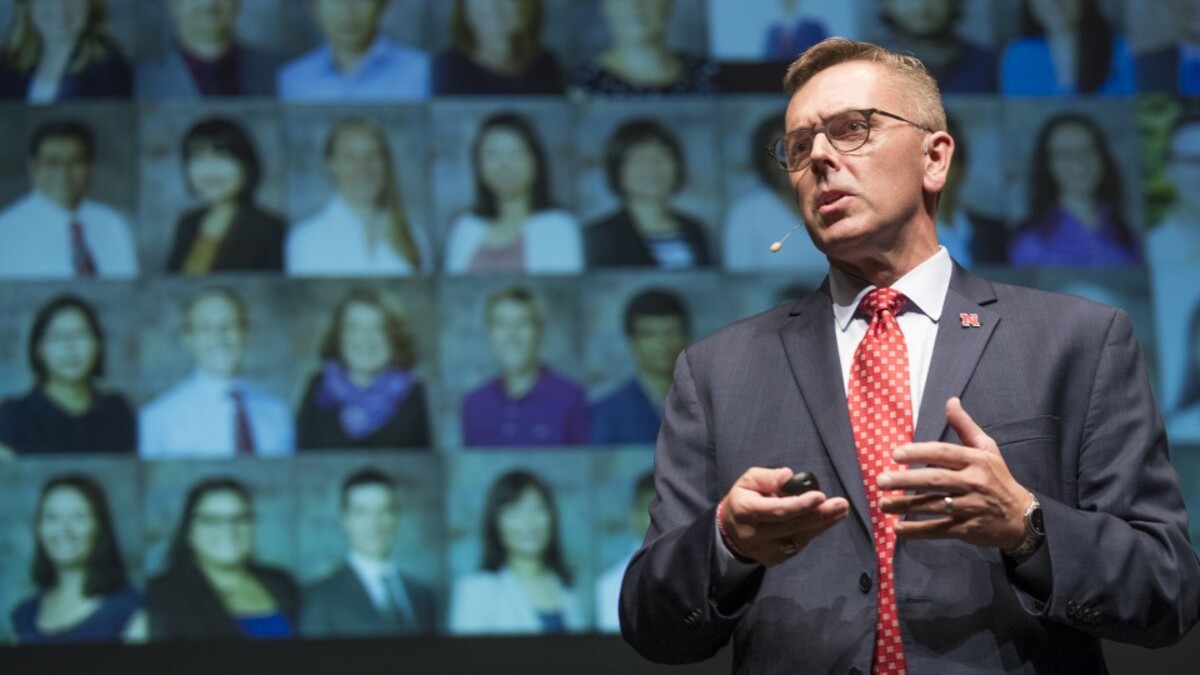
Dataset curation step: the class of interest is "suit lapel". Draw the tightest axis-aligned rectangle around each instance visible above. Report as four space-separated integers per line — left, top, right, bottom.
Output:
914 266 1000 443
779 290 872 534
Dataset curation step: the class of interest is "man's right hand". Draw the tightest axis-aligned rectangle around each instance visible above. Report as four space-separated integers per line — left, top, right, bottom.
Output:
719 467 850 567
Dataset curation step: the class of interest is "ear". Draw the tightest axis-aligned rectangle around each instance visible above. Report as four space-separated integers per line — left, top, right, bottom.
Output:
922 130 955 195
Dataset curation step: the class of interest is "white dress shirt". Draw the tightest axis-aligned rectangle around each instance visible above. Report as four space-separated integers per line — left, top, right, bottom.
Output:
0 191 138 279
715 247 954 582
138 371 294 459
286 196 431 277
347 552 415 623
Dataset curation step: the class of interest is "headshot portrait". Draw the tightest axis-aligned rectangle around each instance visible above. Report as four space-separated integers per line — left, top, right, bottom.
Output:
570 0 716 96
277 0 430 102
0 0 134 102
286 113 432 277
136 0 284 99
0 116 138 279
457 284 588 448
935 103 1010 267
431 0 565 95
138 284 295 459
8 471 144 644
440 107 582 276
146 112 286 274
872 0 998 93
0 292 136 456
1132 0 1200 95
588 287 690 445
1146 113 1200 270
447 460 591 635
1007 105 1143 267
144 473 299 640
720 103 825 274
299 464 438 636
999 0 1135 96
295 287 432 451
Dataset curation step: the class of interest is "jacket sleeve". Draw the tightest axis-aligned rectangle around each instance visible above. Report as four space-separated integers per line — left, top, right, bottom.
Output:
619 348 764 663
1033 309 1200 646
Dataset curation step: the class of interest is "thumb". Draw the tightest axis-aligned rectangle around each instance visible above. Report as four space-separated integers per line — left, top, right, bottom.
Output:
736 466 795 494
945 397 992 451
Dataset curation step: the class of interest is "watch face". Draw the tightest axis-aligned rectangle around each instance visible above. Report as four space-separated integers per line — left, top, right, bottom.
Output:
1030 506 1044 535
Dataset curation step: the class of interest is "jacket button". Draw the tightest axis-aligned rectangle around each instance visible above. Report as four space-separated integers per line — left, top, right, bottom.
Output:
859 573 872 593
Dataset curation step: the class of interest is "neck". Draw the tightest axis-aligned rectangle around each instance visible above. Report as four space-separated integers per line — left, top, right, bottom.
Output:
637 370 672 401
1059 195 1099 226
179 31 234 61
502 365 538 398
347 367 379 388
331 37 374 73
53 566 89 595
830 235 939 288
507 552 545 578
473 34 518 71
496 195 533 222
627 198 672 232
43 378 92 413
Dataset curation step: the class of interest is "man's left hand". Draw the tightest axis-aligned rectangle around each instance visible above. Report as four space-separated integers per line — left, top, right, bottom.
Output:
878 396 1030 550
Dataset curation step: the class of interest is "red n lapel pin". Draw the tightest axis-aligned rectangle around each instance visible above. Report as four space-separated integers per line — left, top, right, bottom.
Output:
960 313 980 328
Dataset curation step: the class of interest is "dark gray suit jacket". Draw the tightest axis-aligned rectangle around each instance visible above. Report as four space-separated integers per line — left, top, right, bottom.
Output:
301 562 437 637
136 43 280 98
620 265 1200 674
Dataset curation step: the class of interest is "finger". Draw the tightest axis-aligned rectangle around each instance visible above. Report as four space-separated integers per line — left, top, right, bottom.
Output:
892 516 957 539
734 467 796 495
879 492 955 516
878 467 963 493
735 496 850 539
945 397 994 452
892 442 971 470
733 490 830 523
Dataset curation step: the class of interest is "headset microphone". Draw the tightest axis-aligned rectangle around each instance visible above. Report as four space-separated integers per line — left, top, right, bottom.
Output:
771 223 805 253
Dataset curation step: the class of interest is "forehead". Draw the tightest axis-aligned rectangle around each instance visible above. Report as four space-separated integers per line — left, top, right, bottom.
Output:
785 61 905 130
36 136 88 159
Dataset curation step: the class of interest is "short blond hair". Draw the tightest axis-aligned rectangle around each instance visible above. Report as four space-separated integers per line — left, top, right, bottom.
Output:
782 38 946 133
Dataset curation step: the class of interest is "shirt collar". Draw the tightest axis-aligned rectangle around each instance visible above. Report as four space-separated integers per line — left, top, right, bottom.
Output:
190 369 242 393
30 190 77 218
829 246 952 331
316 35 391 76
348 551 395 580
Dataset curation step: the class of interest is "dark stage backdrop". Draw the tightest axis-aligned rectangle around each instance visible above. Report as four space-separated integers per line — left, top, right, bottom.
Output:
1 1 1199 673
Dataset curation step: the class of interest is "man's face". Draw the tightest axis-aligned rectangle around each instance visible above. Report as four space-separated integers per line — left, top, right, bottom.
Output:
486 299 541 375
30 136 92 210
628 315 688 379
784 61 935 262
1167 123 1200 213
313 0 385 53
342 483 398 560
184 294 245 378
168 0 240 41
883 0 955 39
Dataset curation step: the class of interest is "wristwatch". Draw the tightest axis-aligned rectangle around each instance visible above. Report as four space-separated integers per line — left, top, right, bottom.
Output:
1004 491 1045 565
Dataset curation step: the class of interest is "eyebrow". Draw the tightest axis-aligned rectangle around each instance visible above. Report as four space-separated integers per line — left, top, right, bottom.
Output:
786 108 863 134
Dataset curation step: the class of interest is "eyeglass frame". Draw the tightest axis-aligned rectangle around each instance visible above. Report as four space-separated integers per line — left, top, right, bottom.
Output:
765 108 932 173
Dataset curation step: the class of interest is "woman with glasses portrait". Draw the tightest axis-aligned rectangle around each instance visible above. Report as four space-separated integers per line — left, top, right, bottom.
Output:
10 474 144 643
145 477 299 640
1009 112 1140 267
444 112 582 275
0 0 131 101
586 118 712 269
0 295 135 457
165 117 285 274
296 288 431 450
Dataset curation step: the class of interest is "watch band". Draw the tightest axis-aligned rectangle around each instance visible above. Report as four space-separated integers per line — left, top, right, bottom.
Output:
1005 491 1045 564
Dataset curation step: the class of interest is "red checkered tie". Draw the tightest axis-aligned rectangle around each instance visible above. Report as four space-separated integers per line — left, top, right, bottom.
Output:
847 287 911 675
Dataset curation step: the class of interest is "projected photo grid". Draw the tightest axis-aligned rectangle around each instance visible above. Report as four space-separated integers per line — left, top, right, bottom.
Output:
1 0 1199 647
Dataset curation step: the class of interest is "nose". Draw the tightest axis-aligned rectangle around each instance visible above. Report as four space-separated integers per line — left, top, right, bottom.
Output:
806 132 838 172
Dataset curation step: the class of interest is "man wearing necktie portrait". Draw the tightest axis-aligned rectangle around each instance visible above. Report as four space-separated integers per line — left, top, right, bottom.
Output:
619 37 1200 674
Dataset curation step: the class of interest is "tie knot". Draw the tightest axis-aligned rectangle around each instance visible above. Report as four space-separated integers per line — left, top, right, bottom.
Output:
859 287 907 317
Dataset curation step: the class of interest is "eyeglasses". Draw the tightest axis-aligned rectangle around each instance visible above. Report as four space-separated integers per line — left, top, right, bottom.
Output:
766 108 931 172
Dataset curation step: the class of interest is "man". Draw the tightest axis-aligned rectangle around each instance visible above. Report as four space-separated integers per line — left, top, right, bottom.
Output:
302 468 437 636
0 120 138 279
595 470 655 633
139 287 294 458
277 0 429 101
1135 0 1200 95
462 286 588 447
620 38 1200 673
137 0 282 98
590 289 690 445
